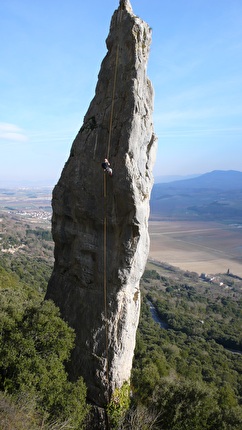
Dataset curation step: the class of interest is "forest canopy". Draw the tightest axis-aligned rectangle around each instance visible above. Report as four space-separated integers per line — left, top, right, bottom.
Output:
0 214 242 429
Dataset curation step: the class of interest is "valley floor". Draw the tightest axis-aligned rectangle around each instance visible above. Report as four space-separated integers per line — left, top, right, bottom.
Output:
149 220 242 277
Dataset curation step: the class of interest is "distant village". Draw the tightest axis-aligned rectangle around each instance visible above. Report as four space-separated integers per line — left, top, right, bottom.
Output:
200 272 231 290
12 209 51 222
0 209 51 255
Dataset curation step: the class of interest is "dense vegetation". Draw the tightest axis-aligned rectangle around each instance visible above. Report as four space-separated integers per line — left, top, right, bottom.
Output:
129 263 242 429
0 266 89 429
1 213 242 429
0 215 88 429
0 214 53 293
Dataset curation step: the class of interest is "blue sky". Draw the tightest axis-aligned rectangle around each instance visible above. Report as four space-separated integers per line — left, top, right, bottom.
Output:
0 0 241 186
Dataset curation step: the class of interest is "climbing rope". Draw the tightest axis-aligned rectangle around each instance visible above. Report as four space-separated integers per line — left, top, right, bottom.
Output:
106 44 119 160
103 8 123 410
103 185 109 375
103 43 120 398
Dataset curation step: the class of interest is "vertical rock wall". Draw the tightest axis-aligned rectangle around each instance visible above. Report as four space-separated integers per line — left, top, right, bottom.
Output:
45 0 157 407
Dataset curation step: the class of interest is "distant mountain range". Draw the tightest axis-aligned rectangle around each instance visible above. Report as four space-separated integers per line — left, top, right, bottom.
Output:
150 170 242 222
154 174 200 183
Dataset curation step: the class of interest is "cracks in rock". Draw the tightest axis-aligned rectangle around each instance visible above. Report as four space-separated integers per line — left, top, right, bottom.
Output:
146 132 156 169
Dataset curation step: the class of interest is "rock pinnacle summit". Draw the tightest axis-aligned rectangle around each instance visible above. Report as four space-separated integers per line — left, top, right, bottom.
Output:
46 0 157 417
119 0 132 12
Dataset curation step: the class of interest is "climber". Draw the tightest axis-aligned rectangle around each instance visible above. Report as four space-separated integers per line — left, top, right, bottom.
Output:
101 158 113 177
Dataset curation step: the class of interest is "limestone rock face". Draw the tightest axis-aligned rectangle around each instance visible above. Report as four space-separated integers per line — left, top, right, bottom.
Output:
46 0 157 407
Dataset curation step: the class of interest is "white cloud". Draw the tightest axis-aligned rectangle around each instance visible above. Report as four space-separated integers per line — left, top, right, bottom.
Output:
0 123 28 142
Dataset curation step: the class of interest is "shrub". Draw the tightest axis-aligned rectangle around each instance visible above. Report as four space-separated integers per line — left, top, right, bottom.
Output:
0 274 88 429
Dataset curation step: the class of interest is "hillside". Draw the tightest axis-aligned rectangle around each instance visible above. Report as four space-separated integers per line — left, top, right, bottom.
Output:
131 261 242 429
1 214 242 428
150 170 242 222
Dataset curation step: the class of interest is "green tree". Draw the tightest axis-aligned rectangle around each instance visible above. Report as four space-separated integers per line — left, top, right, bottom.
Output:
0 286 88 429
154 379 218 430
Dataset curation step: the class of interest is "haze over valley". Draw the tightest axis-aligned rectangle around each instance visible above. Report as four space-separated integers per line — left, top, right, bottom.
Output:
1 170 241 277
149 170 242 276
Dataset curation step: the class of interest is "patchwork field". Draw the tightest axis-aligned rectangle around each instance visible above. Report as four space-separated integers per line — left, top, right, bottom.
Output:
1 188 242 277
149 220 242 277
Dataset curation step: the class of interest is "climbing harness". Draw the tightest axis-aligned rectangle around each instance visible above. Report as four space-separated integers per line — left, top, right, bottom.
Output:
102 160 113 176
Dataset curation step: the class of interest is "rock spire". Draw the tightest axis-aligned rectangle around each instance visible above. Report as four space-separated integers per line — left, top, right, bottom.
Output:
45 0 157 409
119 0 133 12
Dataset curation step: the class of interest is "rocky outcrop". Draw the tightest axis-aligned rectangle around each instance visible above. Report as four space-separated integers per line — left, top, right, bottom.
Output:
45 0 157 408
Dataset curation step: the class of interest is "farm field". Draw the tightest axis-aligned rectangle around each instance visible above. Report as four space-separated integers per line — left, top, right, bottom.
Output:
149 220 242 277
1 188 242 277
0 188 52 226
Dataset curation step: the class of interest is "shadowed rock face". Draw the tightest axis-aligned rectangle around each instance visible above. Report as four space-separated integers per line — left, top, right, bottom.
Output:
45 0 157 407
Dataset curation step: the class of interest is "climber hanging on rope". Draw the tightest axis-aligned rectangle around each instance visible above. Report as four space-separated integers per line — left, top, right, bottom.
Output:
101 158 113 177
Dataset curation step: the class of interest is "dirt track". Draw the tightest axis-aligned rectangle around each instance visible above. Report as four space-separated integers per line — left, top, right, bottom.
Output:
148 220 242 276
